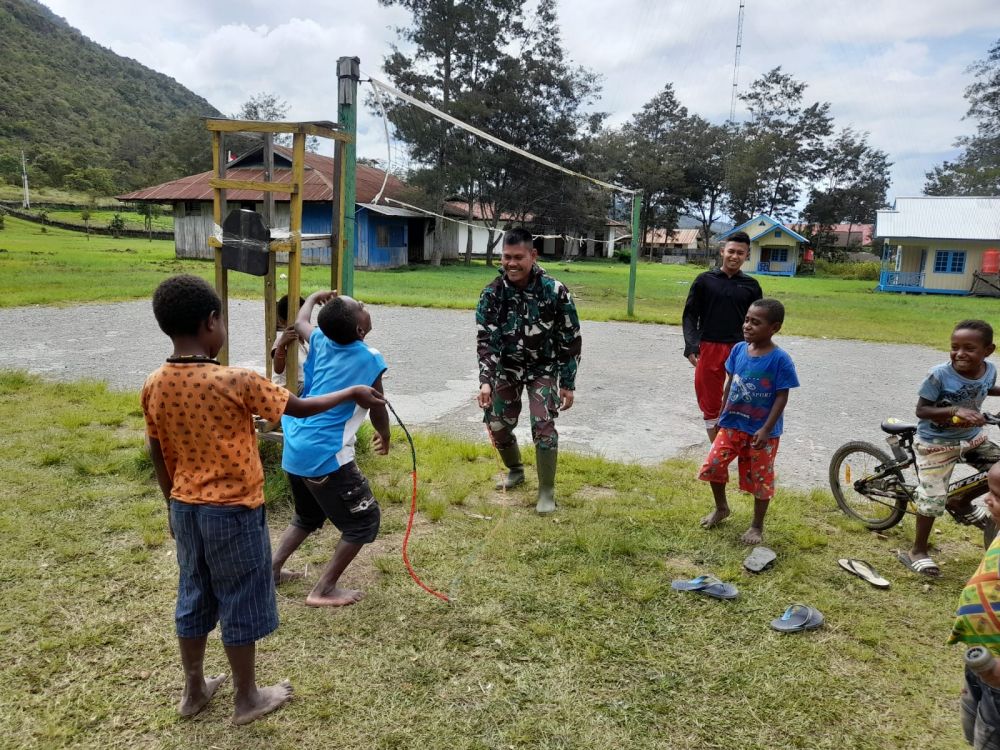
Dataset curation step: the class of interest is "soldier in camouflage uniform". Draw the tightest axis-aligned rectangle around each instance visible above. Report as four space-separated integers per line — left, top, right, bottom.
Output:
476 228 582 513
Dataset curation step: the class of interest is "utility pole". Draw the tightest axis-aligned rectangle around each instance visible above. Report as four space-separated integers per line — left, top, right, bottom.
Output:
729 0 746 122
21 150 30 209
337 56 360 296
627 191 642 316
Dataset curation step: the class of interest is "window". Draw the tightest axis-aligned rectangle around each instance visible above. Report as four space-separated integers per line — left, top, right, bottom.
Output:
375 223 405 247
933 250 966 274
774 230 782 238
765 247 788 263
183 201 202 216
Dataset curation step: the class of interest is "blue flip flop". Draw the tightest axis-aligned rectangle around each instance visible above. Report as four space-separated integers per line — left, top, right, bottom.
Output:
671 575 739 600
770 604 824 633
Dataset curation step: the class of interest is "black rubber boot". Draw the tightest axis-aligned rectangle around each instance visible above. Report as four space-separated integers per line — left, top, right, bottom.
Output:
535 445 558 514
495 441 525 490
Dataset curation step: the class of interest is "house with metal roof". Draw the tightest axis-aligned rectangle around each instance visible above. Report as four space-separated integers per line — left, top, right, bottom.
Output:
715 214 810 277
117 144 433 268
875 197 1000 294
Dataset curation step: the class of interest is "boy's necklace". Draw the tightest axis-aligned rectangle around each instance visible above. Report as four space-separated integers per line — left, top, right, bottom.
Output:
166 355 220 365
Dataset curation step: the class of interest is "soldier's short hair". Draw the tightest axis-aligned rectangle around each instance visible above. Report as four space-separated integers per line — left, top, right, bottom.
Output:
504 227 534 247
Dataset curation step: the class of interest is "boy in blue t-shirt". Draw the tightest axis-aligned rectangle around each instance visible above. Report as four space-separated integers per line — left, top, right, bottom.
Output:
898 320 1000 578
271 290 392 607
698 298 800 545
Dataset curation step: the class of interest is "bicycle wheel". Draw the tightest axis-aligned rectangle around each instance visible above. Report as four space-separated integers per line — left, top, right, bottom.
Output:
829 441 909 530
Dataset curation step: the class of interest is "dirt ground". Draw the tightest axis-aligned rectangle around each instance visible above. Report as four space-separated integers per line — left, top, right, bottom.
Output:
0 299 974 492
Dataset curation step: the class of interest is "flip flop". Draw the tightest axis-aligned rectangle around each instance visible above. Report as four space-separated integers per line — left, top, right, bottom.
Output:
837 558 890 589
896 550 940 578
743 546 777 573
671 575 739 600
948 503 993 530
770 604 824 633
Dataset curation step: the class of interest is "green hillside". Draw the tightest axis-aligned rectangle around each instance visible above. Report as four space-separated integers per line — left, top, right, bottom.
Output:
0 0 221 194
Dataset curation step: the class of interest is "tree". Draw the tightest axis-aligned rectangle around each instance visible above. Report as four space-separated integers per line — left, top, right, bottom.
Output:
725 68 833 222
677 118 732 254
231 93 320 154
802 128 891 258
379 0 526 264
925 39 1000 195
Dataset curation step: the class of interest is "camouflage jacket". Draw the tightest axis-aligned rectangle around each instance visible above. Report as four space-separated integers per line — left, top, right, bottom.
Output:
476 264 582 390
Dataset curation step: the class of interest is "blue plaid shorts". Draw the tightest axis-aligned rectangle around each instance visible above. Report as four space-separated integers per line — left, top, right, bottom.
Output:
170 501 278 647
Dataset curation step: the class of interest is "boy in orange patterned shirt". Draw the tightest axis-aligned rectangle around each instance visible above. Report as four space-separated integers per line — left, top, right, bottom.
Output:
142 275 383 726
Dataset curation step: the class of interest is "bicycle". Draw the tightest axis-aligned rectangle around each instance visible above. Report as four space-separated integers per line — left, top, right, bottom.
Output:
828 414 1000 543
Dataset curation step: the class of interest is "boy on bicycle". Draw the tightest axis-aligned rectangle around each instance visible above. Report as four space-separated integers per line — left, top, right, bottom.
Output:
900 320 1000 578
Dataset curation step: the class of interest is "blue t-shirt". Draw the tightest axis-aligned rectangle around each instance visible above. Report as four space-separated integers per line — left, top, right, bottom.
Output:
281 329 387 477
916 361 996 443
718 342 800 438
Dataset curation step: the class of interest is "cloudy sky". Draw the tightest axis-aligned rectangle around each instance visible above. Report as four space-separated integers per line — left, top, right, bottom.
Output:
42 0 1000 200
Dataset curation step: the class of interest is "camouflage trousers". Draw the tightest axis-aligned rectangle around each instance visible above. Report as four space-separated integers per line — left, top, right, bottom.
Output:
484 374 559 450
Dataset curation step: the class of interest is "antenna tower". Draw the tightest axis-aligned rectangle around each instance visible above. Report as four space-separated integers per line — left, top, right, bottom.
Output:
729 0 746 122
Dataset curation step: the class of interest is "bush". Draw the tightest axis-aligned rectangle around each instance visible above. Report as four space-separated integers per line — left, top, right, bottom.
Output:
614 248 631 263
814 259 880 281
108 213 126 238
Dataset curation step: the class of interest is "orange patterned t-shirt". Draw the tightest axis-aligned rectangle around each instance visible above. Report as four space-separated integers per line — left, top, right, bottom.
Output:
141 363 290 508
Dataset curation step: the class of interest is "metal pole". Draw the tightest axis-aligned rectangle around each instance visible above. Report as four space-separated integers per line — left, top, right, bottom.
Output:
627 191 642 317
337 56 360 296
21 151 30 209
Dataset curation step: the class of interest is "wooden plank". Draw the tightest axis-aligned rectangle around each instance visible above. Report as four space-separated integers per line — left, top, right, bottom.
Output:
211 130 230 365
263 134 277 381
285 132 306 395
203 119 352 142
208 178 299 194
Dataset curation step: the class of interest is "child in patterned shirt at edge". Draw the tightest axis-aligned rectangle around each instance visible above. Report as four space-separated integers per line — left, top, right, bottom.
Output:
697 298 800 545
141 275 384 726
949 461 1000 749
898 319 1000 579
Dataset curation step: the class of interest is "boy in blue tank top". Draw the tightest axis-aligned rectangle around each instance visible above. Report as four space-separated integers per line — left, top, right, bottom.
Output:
271 291 392 607
698 298 799 545
898 320 1000 578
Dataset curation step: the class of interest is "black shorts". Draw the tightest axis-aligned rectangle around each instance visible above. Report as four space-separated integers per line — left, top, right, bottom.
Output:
286 462 380 544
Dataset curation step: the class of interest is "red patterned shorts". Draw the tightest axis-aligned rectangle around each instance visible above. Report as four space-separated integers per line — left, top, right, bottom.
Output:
698 427 780 500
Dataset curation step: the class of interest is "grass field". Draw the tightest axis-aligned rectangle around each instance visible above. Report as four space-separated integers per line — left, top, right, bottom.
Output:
2 215 999 348
0 370 982 749
44 209 174 233
0 184 122 207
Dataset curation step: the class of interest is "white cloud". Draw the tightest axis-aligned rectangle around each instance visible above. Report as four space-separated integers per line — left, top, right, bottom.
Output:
38 0 1000 195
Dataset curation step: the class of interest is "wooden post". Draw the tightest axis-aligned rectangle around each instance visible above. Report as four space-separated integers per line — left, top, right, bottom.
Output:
331 139 346 293
627 191 641 317
338 56 360 295
263 133 277 380
286 131 306 394
212 130 230 364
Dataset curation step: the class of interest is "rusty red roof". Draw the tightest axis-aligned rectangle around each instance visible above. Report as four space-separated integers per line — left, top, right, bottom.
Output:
117 146 410 204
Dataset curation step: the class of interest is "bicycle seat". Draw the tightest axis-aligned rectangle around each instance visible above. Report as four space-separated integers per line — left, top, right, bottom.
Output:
881 420 916 435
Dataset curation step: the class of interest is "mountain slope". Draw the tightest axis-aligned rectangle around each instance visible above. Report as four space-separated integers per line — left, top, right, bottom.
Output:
0 0 221 193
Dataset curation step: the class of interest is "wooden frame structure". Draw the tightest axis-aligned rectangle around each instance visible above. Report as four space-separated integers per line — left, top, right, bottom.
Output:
205 118 353 395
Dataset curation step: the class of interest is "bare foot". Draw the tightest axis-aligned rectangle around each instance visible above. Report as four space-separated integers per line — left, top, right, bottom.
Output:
305 587 364 607
700 508 731 528
740 526 764 545
178 673 228 718
232 680 293 726
274 568 304 585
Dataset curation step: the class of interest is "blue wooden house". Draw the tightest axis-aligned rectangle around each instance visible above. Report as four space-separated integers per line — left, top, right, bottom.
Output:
715 214 810 277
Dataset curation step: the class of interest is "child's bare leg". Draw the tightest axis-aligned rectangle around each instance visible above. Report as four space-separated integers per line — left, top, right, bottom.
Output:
741 497 769 545
225 642 293 726
177 635 228 718
706 426 719 444
910 513 936 560
271 525 310 584
700 482 730 528
305 538 365 607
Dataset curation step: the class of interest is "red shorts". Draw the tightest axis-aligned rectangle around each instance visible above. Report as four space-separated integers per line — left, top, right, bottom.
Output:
698 427 780 500
694 341 736 427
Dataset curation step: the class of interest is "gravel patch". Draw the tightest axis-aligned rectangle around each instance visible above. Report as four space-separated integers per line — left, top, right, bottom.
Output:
0 300 966 492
